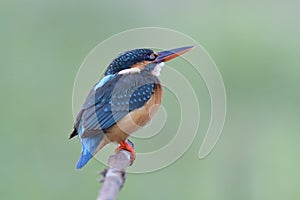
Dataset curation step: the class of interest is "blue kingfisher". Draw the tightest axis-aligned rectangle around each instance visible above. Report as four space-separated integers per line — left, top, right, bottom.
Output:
69 46 194 169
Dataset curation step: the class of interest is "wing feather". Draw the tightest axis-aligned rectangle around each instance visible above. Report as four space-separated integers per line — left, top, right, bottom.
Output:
76 72 159 138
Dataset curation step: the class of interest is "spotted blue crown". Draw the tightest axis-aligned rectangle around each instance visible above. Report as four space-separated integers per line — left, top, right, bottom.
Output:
105 48 155 75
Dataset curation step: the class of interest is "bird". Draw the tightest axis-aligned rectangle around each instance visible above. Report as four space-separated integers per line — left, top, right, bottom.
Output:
69 46 194 169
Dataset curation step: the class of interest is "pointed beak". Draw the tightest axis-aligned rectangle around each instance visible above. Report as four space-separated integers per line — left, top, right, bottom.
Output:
154 46 194 63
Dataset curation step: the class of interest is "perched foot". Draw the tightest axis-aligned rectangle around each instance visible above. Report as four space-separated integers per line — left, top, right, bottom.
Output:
115 139 135 165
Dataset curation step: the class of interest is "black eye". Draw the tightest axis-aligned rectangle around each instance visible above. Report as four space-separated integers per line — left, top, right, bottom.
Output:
149 53 157 61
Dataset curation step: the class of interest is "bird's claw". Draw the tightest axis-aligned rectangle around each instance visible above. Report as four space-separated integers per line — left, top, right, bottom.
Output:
115 139 136 165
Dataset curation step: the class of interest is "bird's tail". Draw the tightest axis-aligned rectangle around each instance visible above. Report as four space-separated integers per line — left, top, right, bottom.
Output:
76 145 93 169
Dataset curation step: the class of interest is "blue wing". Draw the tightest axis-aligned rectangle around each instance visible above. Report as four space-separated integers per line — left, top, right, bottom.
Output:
73 72 159 168
79 73 159 134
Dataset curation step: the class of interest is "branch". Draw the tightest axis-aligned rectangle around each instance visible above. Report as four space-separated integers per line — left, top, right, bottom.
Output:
97 150 132 200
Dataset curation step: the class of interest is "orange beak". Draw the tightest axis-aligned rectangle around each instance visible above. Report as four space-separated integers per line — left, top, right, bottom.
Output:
154 46 194 63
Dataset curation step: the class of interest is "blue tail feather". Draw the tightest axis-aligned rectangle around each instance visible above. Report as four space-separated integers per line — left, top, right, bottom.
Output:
76 146 93 169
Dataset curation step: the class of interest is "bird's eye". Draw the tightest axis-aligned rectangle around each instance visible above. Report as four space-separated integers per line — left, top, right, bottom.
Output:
149 53 157 61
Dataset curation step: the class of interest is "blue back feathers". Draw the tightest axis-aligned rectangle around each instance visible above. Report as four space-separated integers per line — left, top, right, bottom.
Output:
94 74 115 90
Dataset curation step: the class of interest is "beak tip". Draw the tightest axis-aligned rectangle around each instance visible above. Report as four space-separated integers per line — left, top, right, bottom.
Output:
156 45 194 62
185 45 195 52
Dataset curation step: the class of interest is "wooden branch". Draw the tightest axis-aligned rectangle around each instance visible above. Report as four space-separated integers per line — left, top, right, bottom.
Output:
97 150 132 200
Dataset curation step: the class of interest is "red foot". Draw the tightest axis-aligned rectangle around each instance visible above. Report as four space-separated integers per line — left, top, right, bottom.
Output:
115 140 136 165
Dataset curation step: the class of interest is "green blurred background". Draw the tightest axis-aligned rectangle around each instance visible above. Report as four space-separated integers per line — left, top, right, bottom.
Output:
1 0 300 199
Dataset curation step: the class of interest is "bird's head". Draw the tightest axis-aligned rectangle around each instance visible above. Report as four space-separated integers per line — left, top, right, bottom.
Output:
105 46 194 76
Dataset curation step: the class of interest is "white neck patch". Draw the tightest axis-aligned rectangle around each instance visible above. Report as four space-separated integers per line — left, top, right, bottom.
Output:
152 62 165 76
118 67 141 75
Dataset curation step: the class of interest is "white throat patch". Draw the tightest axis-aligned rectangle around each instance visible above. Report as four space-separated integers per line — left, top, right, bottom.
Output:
152 62 165 76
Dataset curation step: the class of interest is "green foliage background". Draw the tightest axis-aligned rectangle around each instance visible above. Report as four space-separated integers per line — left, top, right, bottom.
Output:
1 1 299 199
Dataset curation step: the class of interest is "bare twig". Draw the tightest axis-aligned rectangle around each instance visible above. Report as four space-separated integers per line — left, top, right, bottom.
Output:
97 150 132 200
